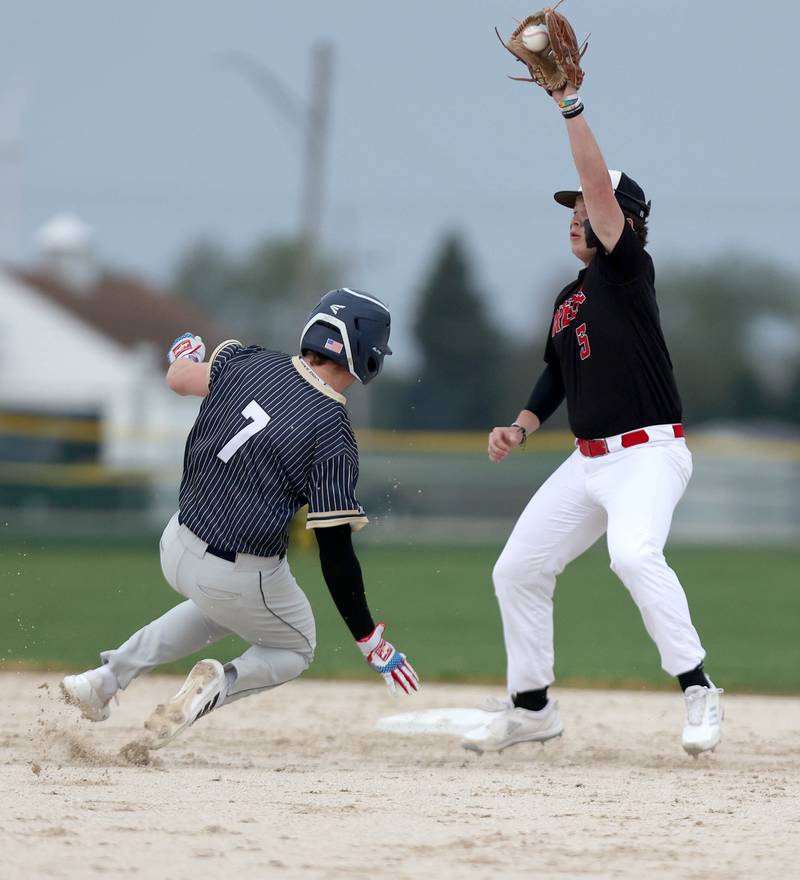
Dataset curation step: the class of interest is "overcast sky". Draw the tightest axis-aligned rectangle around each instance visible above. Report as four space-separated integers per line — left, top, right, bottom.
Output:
1 1 797 364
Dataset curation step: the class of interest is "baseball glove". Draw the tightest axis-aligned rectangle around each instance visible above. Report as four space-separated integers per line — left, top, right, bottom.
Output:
495 3 588 92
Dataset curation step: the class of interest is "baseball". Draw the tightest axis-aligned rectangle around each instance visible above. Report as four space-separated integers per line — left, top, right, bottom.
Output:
521 24 550 53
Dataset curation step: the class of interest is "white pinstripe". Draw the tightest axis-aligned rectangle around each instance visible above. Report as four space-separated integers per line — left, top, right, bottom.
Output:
178 345 365 557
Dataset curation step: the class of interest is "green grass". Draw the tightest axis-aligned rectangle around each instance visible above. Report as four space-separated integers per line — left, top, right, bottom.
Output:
2 540 798 692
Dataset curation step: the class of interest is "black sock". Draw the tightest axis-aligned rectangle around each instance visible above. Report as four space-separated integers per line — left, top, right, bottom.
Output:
677 663 710 692
513 688 549 712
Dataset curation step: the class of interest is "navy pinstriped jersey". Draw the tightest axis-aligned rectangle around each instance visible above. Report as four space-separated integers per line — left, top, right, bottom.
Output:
178 341 367 557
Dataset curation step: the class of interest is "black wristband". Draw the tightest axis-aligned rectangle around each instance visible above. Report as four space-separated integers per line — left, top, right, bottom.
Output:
559 94 584 119
511 423 528 445
562 103 584 119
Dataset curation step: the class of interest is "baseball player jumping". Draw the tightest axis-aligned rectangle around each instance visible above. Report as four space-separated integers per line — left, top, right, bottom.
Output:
464 13 723 756
62 289 418 748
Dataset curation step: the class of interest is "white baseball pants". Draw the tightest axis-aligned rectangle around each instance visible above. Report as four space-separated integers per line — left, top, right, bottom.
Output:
101 513 316 703
493 438 705 693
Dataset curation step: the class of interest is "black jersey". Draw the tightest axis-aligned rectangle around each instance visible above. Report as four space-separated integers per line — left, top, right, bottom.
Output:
178 342 367 557
543 224 682 439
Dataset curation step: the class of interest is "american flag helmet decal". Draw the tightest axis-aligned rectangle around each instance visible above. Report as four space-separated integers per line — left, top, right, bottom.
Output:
300 288 392 385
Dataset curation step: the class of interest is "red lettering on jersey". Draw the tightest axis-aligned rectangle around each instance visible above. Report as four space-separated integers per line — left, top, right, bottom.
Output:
551 306 562 336
576 323 591 360
551 288 587 338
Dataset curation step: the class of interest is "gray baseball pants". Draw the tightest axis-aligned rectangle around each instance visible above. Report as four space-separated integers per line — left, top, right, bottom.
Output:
101 512 316 703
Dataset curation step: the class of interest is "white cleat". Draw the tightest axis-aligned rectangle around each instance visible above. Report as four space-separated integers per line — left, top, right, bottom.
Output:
144 659 226 750
60 672 112 722
462 700 564 753
682 685 724 756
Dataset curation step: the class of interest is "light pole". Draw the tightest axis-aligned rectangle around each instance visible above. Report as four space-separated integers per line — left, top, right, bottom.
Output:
218 44 334 257
0 82 26 264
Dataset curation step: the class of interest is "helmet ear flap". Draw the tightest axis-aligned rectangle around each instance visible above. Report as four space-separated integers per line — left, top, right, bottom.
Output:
366 354 380 380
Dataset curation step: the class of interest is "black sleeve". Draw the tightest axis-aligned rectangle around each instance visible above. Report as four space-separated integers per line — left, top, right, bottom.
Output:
595 223 650 285
524 363 565 425
314 524 374 640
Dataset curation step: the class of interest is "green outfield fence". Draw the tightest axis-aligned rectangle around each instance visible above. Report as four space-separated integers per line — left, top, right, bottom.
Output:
1 412 799 545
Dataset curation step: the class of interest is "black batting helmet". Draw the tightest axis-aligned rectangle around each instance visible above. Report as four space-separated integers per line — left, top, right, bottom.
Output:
300 288 392 385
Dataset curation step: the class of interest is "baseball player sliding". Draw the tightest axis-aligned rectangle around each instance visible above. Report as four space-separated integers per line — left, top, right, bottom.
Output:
62 289 418 748
464 8 722 756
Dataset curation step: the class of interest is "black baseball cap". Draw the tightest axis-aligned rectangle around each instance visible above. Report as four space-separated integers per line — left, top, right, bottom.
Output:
554 170 651 219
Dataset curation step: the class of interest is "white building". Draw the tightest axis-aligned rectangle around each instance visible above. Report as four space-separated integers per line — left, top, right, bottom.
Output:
0 215 229 474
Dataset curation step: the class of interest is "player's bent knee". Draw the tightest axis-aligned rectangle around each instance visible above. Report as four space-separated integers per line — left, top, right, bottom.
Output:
493 552 553 600
300 645 314 670
276 647 313 684
304 628 317 664
609 543 665 584
492 554 520 596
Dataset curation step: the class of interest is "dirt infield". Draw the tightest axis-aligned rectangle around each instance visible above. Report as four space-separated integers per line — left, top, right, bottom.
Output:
3 672 799 879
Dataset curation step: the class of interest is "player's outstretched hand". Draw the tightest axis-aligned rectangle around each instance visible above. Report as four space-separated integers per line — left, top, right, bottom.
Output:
488 426 523 463
167 332 206 364
357 622 419 695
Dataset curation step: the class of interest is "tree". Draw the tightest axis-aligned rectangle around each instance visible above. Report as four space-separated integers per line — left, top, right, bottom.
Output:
657 257 800 425
172 239 233 317
407 234 508 429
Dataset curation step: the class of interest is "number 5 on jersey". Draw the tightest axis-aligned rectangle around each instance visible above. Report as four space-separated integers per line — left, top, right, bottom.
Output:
217 401 270 463
576 323 591 361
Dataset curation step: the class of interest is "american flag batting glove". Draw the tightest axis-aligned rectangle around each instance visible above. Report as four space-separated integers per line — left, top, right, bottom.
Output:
357 622 419 695
167 332 206 364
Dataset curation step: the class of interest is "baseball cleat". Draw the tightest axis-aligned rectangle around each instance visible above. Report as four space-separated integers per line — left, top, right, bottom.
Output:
143 659 226 750
461 700 564 753
681 685 724 756
60 672 112 722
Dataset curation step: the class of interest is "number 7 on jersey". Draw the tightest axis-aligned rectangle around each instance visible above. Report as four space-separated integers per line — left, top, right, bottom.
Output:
217 401 270 463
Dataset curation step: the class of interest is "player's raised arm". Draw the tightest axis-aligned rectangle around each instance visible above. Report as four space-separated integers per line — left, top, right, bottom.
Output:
550 90 624 254
496 5 623 253
165 332 210 397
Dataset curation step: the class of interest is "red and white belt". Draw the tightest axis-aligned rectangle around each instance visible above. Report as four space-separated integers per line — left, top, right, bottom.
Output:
576 423 684 458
